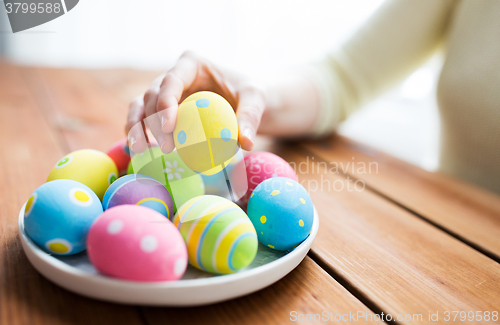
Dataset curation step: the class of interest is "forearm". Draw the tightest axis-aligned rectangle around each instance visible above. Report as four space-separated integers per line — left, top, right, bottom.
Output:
258 72 322 138
257 0 456 139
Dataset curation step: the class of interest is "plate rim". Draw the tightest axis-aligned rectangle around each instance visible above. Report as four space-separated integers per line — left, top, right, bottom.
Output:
18 202 319 301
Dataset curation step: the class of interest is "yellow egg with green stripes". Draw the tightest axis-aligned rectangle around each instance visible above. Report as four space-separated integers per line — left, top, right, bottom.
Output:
172 195 257 274
174 91 238 176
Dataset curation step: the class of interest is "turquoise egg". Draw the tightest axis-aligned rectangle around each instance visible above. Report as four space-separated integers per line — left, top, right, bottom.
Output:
24 179 103 255
201 154 242 197
247 177 313 251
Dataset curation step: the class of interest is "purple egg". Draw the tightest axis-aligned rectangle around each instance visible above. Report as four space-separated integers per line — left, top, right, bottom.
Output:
102 174 174 219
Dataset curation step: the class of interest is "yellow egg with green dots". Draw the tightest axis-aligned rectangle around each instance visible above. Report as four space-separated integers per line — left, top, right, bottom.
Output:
47 149 118 201
172 195 258 274
174 91 238 176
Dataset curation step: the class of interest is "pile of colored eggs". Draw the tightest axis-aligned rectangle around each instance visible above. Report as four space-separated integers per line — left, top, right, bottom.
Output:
23 91 314 283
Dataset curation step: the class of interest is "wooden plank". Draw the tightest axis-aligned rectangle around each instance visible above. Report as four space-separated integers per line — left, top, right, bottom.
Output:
0 63 146 325
32 66 500 324
19 66 159 153
27 67 379 324
268 144 500 324
142 258 376 325
302 136 500 261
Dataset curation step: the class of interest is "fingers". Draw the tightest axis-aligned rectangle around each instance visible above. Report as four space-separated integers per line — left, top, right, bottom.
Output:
143 74 164 114
235 86 266 151
156 53 200 133
128 52 260 155
160 133 175 154
126 96 148 153
143 82 173 153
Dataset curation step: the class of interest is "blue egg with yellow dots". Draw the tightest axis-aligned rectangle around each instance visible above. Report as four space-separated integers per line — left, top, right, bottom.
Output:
102 174 174 219
24 179 103 255
247 177 313 251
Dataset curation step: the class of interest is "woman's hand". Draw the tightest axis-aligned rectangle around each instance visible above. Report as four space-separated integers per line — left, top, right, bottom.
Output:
125 51 266 154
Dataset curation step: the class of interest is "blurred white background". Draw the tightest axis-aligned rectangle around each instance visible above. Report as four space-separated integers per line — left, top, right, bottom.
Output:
0 0 440 170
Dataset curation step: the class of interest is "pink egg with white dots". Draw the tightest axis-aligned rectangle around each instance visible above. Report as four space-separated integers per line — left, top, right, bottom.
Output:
87 205 187 282
238 152 298 206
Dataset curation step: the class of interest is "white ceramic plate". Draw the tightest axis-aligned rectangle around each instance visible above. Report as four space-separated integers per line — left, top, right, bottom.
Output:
18 204 319 306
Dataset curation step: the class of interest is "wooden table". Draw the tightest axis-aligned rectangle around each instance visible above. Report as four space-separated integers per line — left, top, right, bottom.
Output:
1 62 500 325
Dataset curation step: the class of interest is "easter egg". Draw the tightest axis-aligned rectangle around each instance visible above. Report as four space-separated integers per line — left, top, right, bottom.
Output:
106 138 131 176
200 170 228 196
201 153 243 198
87 205 187 281
47 149 118 201
128 147 204 211
24 179 103 255
127 147 165 180
174 91 238 176
173 195 257 274
238 152 298 206
247 177 313 251
102 174 174 219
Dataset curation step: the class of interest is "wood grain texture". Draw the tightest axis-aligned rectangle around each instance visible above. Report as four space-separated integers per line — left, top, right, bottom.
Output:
18 66 159 153
269 145 500 325
26 66 500 324
302 136 500 261
6 65 379 325
0 63 146 325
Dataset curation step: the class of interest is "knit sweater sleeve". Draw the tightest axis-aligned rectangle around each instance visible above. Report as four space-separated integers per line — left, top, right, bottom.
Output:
307 0 456 136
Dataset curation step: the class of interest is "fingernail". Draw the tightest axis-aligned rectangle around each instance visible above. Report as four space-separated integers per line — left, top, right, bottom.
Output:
129 136 136 150
161 115 168 128
243 128 253 143
160 139 171 154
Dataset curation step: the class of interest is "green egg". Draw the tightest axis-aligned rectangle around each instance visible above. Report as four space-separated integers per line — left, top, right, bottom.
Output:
128 147 204 212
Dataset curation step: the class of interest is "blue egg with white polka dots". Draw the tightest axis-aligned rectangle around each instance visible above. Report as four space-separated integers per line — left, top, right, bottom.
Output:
24 179 103 255
247 177 313 251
